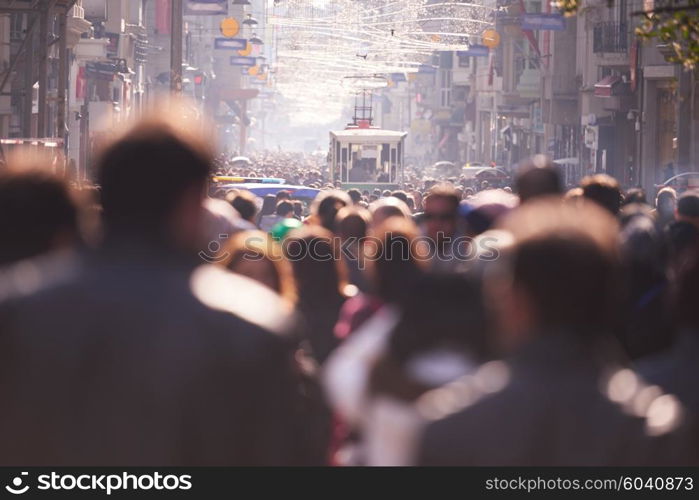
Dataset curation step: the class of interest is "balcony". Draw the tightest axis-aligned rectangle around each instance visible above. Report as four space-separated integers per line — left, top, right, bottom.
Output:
593 22 628 54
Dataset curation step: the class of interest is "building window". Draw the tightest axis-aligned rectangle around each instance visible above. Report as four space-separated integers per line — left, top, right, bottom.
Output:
440 69 452 108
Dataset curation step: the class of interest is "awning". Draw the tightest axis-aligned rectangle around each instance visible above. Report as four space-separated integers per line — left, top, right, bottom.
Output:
594 75 622 98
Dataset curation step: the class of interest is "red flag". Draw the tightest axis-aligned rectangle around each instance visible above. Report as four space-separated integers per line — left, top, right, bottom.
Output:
76 66 86 99
156 0 171 35
518 0 541 57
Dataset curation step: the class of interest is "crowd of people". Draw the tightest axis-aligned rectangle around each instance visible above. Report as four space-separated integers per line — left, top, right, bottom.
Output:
0 113 698 466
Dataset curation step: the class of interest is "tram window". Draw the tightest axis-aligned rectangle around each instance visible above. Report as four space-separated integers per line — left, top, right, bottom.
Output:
341 147 348 182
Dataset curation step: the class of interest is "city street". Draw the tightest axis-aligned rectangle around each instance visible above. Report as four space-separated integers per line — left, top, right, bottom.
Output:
0 0 698 478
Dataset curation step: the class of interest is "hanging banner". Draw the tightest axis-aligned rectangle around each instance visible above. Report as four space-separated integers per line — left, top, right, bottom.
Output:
214 38 248 50
155 0 170 34
457 44 489 57
230 56 257 66
520 13 566 31
184 0 227 15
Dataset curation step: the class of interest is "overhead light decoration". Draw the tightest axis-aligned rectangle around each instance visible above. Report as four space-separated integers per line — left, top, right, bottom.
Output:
249 33 264 45
270 0 495 124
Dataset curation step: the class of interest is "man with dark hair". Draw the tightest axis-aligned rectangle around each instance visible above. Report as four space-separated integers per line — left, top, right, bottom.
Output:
0 167 79 266
275 189 292 203
347 188 362 205
654 186 676 228
418 199 689 465
676 189 699 231
0 117 302 465
581 174 622 215
390 190 409 205
275 200 295 219
623 187 647 206
515 155 562 203
229 190 258 224
421 185 461 272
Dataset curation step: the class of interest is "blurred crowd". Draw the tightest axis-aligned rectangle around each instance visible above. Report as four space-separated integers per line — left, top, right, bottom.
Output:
0 114 698 466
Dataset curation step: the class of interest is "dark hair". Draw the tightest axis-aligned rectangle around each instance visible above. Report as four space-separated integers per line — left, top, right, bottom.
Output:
284 226 346 304
368 218 425 303
335 206 369 240
230 191 257 222
501 199 620 334
389 274 488 364
677 189 699 218
424 184 460 212
391 190 409 204
312 190 351 233
292 200 303 218
513 234 618 332
276 200 294 217
259 194 276 216
275 190 292 202
581 174 622 215
0 169 78 265
347 188 362 204
97 122 210 240
515 158 562 203
623 187 647 206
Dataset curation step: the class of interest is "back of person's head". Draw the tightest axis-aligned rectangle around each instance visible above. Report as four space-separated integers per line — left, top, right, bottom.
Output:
623 187 647 206
284 225 346 302
387 274 489 366
515 155 563 203
369 196 411 227
97 114 212 246
406 195 415 212
581 174 622 215
275 190 292 202
366 217 425 303
292 200 303 218
275 200 294 217
260 194 276 216
676 189 699 221
425 184 460 210
335 206 370 241
656 186 676 214
311 189 351 233
390 190 409 204
0 163 79 265
460 189 518 236
347 188 362 204
218 229 295 302
497 198 620 337
230 190 257 222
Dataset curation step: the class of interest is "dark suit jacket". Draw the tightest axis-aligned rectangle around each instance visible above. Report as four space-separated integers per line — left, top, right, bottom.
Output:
0 246 301 465
418 332 692 466
637 331 699 413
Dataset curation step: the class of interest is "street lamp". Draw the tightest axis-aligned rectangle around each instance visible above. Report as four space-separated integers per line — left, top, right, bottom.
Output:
249 33 263 45
242 14 258 27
